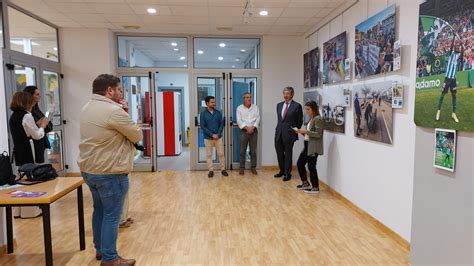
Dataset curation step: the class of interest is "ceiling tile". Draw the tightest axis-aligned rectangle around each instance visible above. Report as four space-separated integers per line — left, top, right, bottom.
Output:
84 0 126 3
142 16 177 24
125 0 168 3
172 16 209 25
315 8 333 18
247 17 278 26
305 17 323 26
68 13 108 22
209 7 243 17
280 7 320 18
167 0 207 6
129 4 172 15
289 0 341 8
103 13 143 23
55 20 83 27
44 2 96 13
248 7 284 17
252 0 290 8
208 0 246 7
34 12 71 22
170 6 208 16
274 17 309 26
270 25 306 33
87 3 135 14
10 0 57 13
209 16 243 25
80 22 116 29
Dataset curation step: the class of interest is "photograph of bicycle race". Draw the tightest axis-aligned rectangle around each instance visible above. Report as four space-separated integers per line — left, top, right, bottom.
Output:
415 0 474 131
355 4 396 78
353 82 394 144
322 86 347 133
303 89 323 124
433 128 456 172
323 32 347 84
304 47 320 88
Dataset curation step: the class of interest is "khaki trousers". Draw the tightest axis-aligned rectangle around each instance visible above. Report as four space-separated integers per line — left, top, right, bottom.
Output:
204 138 225 171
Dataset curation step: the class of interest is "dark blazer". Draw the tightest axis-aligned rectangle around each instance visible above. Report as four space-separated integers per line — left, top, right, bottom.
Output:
275 100 303 143
9 110 35 166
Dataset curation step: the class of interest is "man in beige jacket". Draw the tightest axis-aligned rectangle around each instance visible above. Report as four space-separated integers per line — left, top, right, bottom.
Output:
78 74 142 266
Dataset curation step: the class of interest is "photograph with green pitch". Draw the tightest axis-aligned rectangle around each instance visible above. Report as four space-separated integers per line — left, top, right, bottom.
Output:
415 0 474 131
433 128 456 172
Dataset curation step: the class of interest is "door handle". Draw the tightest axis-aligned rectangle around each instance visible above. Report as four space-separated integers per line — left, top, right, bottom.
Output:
229 117 233 126
194 116 199 127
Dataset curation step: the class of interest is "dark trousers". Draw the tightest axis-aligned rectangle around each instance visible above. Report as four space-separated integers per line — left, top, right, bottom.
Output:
297 141 319 188
240 129 258 169
275 137 295 177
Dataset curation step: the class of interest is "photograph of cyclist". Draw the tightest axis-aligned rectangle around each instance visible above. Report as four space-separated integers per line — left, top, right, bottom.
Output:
322 86 347 133
353 81 394 144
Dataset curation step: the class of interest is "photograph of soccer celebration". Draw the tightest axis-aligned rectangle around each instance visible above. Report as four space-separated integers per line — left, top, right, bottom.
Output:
414 0 474 131
353 81 394 144
322 86 347 133
303 89 323 124
355 4 396 78
433 128 456 172
323 32 348 84
304 47 320 88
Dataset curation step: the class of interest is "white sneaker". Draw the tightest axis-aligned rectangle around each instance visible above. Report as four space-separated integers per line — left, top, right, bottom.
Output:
452 113 459 123
436 110 441 121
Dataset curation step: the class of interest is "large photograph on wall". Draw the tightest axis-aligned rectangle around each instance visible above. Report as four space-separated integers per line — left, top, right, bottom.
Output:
353 81 394 144
355 4 396 78
322 86 348 133
303 89 323 124
304 47 320 88
323 32 347 84
414 0 474 131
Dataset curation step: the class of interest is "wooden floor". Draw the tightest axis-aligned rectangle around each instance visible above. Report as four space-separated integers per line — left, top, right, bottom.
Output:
0 170 409 265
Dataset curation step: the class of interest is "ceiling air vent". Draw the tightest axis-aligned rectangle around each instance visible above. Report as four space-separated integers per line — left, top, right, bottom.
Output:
123 25 140 30
216 26 233 32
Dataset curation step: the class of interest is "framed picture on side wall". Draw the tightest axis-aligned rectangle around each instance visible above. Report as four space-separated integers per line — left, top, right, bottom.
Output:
304 47 320 88
433 128 456 172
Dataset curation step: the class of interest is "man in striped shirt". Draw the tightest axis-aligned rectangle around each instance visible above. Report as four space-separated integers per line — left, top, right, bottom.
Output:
436 37 463 123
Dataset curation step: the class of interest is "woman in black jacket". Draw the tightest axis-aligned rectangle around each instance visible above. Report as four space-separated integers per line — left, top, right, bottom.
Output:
23 86 53 163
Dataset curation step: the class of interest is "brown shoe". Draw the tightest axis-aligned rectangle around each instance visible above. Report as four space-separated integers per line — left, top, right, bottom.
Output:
100 256 136 266
119 220 132 228
239 169 244 175
251 169 257 175
96 253 102 261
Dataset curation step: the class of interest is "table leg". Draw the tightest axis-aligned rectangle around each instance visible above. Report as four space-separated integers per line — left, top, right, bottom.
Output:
77 185 85 250
41 204 53 266
5 206 13 253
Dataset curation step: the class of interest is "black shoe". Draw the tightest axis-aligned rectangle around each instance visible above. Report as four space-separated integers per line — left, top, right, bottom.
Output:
296 181 311 190
274 172 284 178
282 175 291 181
304 187 320 194
208 171 214 178
221 170 229 176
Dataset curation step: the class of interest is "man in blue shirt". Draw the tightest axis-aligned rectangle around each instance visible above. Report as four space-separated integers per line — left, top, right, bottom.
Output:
200 96 228 178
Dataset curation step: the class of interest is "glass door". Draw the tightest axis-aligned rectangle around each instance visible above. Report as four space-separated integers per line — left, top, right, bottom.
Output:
191 72 261 171
121 73 157 172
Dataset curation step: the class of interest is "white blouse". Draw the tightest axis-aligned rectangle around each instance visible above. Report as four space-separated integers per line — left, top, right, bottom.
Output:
304 120 311 141
22 112 44 140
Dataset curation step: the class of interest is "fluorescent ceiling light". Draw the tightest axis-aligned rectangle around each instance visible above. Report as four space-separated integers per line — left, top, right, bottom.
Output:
219 43 226 48
235 58 240 62
232 65 235 68
31 42 40 46
173 48 179 51
218 56 224 60
184 64 187 67
147 8 157 14
259 10 268 16
180 56 186 60
171 42 177 46
197 50 204 54
240 49 246 52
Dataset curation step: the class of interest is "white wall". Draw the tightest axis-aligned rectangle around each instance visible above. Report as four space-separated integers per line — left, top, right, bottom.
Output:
301 0 420 241
261 35 305 166
60 28 115 173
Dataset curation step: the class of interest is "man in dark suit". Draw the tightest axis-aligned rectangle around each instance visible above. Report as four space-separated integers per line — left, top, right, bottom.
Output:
274 86 303 181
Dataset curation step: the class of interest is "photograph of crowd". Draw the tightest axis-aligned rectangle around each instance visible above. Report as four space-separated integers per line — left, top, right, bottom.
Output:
322 86 347 133
433 128 456 172
415 0 474 132
323 32 348 84
353 81 394 144
355 4 396 78
304 47 320 88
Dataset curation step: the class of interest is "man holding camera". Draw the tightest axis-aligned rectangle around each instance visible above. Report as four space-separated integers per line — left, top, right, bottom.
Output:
78 74 142 266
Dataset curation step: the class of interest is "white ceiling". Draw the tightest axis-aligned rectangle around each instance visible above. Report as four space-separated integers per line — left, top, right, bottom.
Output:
10 0 353 36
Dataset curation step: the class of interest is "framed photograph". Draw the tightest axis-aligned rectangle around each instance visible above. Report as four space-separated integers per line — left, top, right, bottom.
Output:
433 128 457 172
304 47 320 88
392 84 404 108
393 40 401 71
323 32 347 84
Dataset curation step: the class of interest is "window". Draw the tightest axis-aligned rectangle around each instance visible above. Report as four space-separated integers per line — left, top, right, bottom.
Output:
118 36 188 68
14 64 36 91
42 71 61 126
8 7 58 62
193 38 260 69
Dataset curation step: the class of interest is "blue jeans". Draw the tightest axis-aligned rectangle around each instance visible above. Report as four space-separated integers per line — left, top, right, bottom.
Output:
82 173 129 263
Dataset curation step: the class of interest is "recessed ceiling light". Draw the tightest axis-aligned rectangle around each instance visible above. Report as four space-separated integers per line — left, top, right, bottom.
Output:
0 30 3 34
173 48 179 51
184 64 187 67
147 8 157 14
197 50 204 54
53 47 58 51
232 65 235 68
219 43 226 48
218 56 224 60
31 42 40 46
180 56 186 60
259 10 268 16
240 49 246 52
235 58 240 62
171 42 177 46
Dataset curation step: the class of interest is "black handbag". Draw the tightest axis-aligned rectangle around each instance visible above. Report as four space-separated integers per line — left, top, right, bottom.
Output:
0 151 16 186
17 163 58 185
